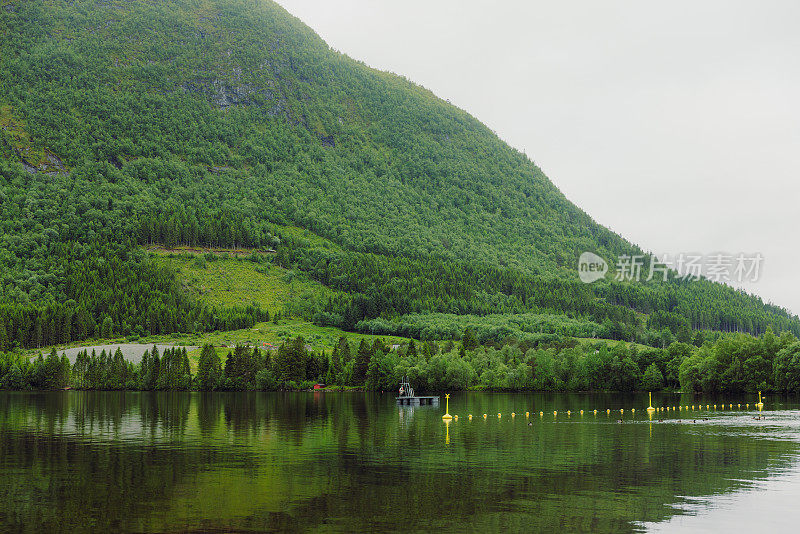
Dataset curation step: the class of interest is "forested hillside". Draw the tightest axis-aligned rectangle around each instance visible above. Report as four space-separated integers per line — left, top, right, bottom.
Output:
0 0 798 353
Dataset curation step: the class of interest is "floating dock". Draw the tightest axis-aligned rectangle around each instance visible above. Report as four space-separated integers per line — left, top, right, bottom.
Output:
396 377 439 406
396 396 439 406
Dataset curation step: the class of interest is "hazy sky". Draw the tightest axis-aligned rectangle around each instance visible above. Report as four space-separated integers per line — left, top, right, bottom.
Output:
277 0 800 315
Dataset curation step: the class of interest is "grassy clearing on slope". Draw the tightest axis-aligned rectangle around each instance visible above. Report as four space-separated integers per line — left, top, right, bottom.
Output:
152 250 340 318
0 104 66 171
171 319 411 366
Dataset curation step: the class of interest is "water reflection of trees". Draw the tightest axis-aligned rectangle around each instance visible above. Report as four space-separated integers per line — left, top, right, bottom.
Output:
0 392 799 532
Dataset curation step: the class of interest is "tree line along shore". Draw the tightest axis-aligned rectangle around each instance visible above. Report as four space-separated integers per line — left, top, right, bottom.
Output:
2 328 800 393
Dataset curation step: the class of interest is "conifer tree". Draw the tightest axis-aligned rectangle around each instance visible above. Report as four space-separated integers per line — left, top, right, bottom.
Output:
462 328 478 350
197 344 222 391
337 337 351 364
353 340 373 385
274 337 308 383
0 319 7 352
407 339 417 358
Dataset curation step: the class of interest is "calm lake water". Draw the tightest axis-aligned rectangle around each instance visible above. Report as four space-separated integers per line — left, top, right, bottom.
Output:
1 391 800 533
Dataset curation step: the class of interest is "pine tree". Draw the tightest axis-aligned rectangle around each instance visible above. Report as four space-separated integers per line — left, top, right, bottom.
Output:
337 337 351 364
112 348 126 389
274 337 308 384
197 344 223 391
353 340 373 385
2 364 26 390
44 349 61 389
331 343 342 382
58 354 71 389
0 320 7 352
100 315 114 338
407 339 417 358
223 349 239 386
146 346 160 390
462 328 478 350
139 349 150 389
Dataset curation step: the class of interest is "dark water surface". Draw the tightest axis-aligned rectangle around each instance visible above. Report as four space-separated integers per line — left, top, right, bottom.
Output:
1 391 799 533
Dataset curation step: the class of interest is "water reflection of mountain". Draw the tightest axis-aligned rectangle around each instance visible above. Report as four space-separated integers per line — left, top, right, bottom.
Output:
0 392 798 533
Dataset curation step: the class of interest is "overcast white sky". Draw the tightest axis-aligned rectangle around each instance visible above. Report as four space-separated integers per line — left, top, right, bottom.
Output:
277 0 800 315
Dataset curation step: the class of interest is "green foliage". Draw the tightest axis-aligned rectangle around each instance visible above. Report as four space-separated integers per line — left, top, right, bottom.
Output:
364 349 398 391
642 363 665 391
0 0 797 356
352 339 372 386
462 327 478 350
154 252 335 320
2 329 799 392
223 345 262 390
273 337 308 384
100 316 114 339
773 343 800 392
197 343 223 390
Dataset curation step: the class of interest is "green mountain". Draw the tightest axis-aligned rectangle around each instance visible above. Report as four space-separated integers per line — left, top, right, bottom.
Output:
0 0 797 350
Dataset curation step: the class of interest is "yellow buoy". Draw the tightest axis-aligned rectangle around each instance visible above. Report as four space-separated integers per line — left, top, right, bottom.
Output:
738 404 741 409
483 413 487 419
756 391 764 410
469 414 473 420
606 409 611 415
567 410 571 416
631 408 635 413
454 415 458 421
498 413 502 418
713 404 717 410
620 408 624 414
526 411 530 418
580 410 584 415
511 412 516 418
442 394 453 421
593 409 598 415
553 411 558 417
679 406 682 411
647 392 656 414
540 411 544 417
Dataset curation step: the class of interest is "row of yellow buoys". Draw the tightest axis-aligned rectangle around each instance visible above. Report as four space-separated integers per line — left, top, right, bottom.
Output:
444 392 766 421
456 405 760 419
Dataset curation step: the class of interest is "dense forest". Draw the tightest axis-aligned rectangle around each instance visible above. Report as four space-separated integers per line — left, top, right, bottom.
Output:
1 0 798 361
3 328 800 394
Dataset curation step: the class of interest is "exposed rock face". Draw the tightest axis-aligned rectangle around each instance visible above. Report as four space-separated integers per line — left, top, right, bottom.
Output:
20 151 67 176
212 81 255 108
181 78 278 110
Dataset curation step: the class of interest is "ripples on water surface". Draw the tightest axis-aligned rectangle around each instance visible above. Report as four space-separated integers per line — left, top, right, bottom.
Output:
1 391 799 532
